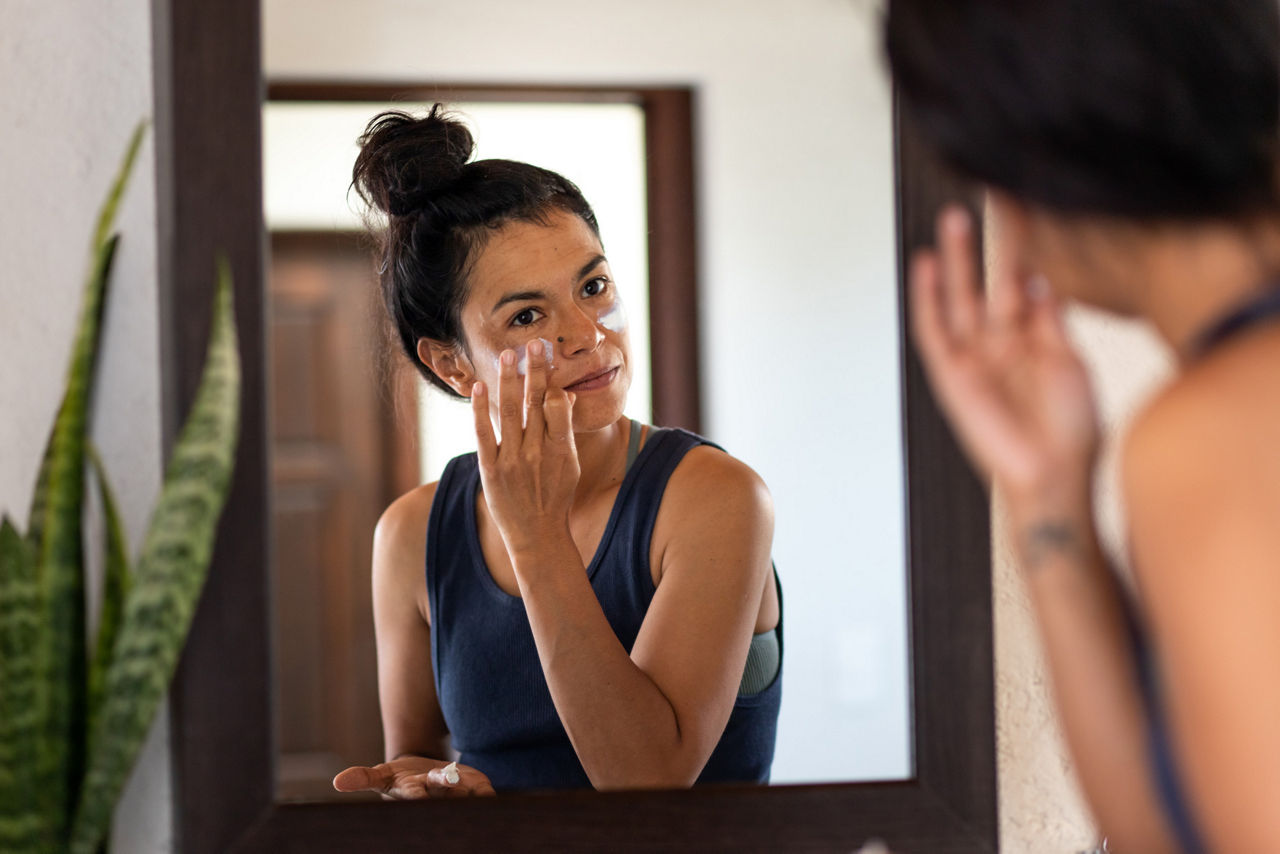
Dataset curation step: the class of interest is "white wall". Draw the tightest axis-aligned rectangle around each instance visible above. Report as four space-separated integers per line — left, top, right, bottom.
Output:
264 0 910 783
0 1 169 850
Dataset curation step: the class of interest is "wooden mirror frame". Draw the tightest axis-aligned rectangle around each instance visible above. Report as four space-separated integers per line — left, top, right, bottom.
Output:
157 1 996 851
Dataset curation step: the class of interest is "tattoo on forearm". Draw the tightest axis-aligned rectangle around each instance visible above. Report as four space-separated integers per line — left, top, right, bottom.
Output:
1019 521 1085 571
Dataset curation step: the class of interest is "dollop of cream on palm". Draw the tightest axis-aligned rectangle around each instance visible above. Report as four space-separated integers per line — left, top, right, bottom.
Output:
443 761 460 785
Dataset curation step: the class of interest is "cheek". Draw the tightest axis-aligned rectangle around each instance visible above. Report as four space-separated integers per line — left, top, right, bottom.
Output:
597 299 627 334
473 334 559 378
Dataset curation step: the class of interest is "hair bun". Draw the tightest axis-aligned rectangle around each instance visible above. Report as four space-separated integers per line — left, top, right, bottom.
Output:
353 105 476 217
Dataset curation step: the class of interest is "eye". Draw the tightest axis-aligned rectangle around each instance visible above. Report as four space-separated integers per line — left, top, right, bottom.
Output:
582 276 609 298
511 307 542 328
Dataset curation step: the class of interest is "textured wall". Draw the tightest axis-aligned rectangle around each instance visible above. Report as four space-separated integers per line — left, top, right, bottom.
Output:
0 1 169 850
993 301 1174 852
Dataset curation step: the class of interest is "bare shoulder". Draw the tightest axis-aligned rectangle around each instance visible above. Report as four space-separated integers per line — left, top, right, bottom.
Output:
1123 334 1280 596
372 481 440 615
650 445 775 580
375 481 439 563
1124 336 1280 491
662 444 774 523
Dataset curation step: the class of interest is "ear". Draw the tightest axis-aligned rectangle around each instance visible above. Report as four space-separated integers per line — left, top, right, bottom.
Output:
417 338 476 397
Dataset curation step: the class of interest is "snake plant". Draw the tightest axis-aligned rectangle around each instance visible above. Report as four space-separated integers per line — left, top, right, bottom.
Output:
0 122 241 853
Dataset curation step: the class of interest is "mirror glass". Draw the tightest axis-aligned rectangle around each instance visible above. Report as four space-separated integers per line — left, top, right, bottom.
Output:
262 0 906 794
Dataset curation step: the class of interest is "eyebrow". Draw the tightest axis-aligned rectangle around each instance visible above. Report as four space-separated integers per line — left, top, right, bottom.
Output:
490 290 546 315
488 255 609 315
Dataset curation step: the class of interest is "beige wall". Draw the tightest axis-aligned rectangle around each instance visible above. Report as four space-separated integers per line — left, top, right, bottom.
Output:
992 298 1175 851
0 1 169 851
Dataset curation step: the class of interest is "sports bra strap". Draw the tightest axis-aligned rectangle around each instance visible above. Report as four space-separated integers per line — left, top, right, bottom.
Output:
625 418 643 474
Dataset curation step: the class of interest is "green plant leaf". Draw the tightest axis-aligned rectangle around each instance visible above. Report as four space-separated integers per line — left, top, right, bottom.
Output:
21 121 146 846
0 515 57 851
85 445 131 761
27 118 147 548
28 230 121 846
70 263 240 854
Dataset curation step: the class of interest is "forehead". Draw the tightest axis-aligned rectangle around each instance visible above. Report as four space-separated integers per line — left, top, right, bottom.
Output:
466 209 604 294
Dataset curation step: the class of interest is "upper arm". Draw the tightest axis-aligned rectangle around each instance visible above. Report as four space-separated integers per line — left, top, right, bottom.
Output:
1124 390 1280 851
371 483 449 761
631 447 775 759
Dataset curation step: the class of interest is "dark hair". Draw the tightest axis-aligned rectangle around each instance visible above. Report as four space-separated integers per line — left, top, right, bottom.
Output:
352 104 601 396
885 0 1280 220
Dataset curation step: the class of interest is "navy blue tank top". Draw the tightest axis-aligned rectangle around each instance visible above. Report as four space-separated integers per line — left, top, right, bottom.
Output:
425 426 782 792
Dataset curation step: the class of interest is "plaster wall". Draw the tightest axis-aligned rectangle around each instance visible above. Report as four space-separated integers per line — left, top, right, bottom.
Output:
991 300 1175 851
0 1 169 850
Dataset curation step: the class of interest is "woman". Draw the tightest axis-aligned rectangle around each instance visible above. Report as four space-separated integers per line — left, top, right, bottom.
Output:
330 106 781 798
887 1 1280 850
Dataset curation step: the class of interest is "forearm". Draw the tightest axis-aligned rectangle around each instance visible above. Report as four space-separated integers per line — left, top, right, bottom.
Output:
1006 492 1179 853
511 535 696 790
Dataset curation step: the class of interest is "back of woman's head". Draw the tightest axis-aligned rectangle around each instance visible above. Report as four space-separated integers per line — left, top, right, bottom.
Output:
885 0 1280 220
352 104 600 396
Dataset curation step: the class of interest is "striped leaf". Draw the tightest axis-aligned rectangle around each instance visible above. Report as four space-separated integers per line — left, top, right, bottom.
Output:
70 263 240 854
85 445 131 761
0 516 56 852
27 120 147 549
28 230 120 846
16 121 145 848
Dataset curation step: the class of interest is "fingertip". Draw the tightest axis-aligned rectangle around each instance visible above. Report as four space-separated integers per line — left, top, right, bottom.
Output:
941 205 971 237
910 251 937 285
331 766 364 792
472 380 486 398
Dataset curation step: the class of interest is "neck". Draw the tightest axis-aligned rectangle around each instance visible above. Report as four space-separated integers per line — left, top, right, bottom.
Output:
572 414 632 494
1123 217 1280 362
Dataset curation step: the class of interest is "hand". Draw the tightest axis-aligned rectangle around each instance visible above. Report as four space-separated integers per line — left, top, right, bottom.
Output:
332 756 495 799
909 206 1100 514
471 340 580 557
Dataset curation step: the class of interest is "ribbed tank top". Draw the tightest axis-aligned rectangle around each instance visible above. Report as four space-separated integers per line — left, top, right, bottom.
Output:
425 426 782 792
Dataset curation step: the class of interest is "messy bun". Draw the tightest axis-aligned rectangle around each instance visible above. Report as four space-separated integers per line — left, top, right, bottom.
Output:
352 104 600 397
885 0 1280 220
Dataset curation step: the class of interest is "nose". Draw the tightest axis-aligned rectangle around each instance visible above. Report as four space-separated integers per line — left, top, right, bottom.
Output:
556 304 604 356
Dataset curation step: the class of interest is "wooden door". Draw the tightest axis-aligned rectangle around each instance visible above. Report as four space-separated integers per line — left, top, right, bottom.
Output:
267 232 420 801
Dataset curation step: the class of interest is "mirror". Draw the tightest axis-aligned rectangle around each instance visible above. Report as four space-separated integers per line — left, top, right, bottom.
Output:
261 0 908 790
159 0 996 849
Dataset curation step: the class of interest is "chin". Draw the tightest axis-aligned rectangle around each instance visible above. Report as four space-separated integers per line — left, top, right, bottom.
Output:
568 389 630 435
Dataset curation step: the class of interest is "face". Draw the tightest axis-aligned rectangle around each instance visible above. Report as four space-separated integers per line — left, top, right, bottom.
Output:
988 193 1142 316
423 208 632 433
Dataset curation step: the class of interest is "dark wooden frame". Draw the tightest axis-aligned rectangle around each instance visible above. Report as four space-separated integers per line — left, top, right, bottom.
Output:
268 81 703 433
156 0 996 850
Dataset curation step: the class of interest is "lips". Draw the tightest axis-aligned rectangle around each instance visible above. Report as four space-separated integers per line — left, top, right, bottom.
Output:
564 365 619 392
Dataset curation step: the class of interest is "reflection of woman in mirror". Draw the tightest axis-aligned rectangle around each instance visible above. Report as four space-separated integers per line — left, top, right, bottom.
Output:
330 106 781 797
889 1 1280 850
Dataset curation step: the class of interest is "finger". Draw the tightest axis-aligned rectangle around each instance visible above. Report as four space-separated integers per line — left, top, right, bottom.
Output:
523 339 548 439
332 764 390 794
909 250 954 369
392 776 430 800
497 349 523 449
543 389 575 451
471 382 498 464
1029 281 1074 351
937 206 983 340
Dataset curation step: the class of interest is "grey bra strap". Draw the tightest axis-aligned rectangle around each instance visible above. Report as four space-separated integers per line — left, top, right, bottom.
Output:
624 418 644 474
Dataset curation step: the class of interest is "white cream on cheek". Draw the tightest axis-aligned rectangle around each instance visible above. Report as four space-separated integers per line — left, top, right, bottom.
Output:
490 337 556 376
597 297 628 334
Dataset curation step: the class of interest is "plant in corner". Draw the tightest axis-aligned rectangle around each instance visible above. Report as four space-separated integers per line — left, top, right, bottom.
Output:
0 122 241 853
